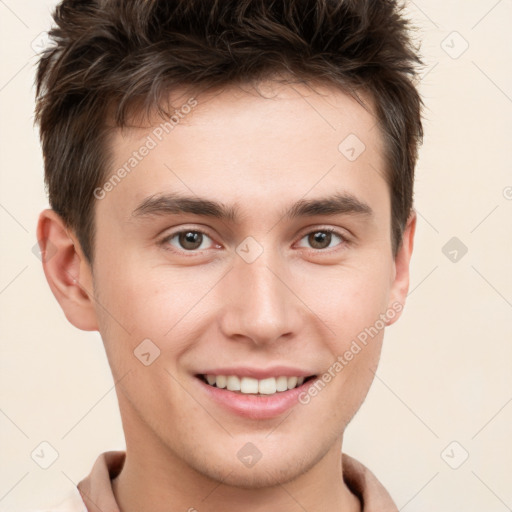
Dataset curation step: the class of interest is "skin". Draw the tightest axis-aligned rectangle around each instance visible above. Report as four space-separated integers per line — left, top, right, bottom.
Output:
38 81 415 512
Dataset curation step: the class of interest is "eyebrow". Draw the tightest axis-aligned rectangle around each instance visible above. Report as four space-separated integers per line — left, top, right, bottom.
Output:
131 192 373 221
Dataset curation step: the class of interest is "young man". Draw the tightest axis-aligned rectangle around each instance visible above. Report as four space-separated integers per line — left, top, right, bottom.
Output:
35 0 422 510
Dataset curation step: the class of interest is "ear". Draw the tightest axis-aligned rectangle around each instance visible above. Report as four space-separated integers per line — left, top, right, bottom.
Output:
386 211 416 326
36 209 98 331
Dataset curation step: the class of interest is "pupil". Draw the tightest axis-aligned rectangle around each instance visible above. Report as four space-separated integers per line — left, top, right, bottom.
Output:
310 231 330 249
180 231 202 250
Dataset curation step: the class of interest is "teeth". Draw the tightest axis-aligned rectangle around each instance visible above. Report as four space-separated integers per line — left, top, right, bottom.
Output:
204 374 309 395
240 377 259 394
226 375 241 391
287 376 298 389
276 376 288 392
259 377 277 395
216 375 227 389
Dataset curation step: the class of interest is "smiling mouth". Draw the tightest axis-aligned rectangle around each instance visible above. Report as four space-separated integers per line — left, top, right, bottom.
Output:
197 374 316 395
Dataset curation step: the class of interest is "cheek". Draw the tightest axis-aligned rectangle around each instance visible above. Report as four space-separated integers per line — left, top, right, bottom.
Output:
92 258 224 365
311 260 392 409
300 258 393 345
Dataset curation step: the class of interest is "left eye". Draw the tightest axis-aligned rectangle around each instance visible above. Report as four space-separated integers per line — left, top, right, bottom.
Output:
165 230 215 251
297 229 344 250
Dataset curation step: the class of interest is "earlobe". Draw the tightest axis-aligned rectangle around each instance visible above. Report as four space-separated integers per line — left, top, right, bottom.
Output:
36 209 99 331
386 212 416 326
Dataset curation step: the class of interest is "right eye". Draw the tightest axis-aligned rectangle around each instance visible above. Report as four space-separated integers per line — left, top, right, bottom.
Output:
162 230 218 252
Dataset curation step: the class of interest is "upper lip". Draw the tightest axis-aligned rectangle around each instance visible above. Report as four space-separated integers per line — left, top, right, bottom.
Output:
196 366 316 379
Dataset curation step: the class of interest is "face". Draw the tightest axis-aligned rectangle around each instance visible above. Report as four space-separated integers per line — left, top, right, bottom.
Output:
62 82 413 487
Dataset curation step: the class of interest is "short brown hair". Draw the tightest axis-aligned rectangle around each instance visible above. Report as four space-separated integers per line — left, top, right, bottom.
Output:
35 0 423 263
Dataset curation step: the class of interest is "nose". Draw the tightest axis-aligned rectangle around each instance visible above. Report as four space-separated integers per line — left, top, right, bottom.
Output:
218 250 304 346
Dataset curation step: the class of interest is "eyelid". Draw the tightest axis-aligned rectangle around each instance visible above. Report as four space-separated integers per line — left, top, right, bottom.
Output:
294 226 350 251
296 224 351 242
159 225 221 254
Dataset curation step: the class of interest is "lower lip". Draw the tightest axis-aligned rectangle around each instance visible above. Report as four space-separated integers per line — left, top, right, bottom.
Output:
195 377 317 420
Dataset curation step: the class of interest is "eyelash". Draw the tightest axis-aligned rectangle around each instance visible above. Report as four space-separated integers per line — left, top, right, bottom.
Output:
159 226 349 256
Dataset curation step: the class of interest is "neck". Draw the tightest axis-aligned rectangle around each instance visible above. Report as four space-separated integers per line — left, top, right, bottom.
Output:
112 400 361 512
112 446 360 511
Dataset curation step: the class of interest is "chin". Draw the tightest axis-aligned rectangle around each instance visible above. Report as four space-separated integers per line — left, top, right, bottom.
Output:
198 460 308 489
185 443 326 490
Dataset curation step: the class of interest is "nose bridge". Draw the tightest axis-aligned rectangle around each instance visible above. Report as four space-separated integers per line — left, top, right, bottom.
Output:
219 246 300 345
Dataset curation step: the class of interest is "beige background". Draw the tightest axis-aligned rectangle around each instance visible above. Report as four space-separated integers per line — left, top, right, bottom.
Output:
1 1 511 510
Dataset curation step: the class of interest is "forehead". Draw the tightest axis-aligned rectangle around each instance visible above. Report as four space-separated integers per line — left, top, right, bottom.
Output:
102 81 388 222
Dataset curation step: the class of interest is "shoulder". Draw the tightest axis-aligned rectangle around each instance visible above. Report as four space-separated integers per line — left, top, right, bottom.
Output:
342 453 398 512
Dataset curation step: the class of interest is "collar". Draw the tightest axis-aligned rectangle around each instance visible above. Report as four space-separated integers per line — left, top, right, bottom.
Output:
73 450 398 512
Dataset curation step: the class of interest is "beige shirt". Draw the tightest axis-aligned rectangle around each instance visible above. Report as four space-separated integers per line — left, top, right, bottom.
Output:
37 451 398 511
